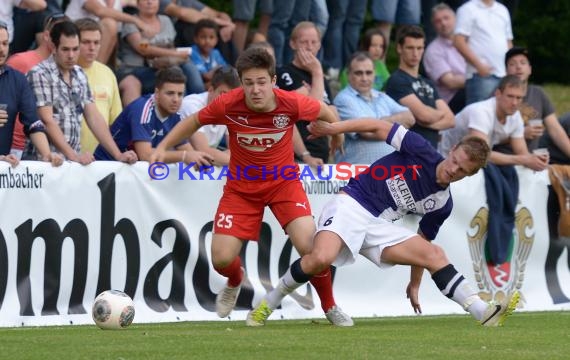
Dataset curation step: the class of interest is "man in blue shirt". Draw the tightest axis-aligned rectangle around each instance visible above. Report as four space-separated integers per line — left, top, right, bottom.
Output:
0 21 62 167
334 51 414 164
94 66 213 166
247 118 520 327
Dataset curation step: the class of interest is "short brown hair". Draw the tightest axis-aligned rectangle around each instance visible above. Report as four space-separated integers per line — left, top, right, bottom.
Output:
497 74 524 92
290 21 321 41
235 46 276 79
211 66 241 89
155 66 186 88
396 25 425 46
455 136 490 174
75 17 101 34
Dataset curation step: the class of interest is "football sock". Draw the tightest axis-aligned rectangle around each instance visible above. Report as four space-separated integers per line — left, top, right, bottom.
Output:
309 267 336 313
214 257 243 287
432 264 487 320
266 258 311 309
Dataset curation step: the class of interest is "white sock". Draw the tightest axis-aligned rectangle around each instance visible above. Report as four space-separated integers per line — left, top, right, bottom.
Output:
265 269 305 309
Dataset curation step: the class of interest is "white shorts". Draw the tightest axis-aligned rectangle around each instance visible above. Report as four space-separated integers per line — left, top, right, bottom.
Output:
317 194 416 268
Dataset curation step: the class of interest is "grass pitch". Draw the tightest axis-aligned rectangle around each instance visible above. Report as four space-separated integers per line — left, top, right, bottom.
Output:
1 311 568 360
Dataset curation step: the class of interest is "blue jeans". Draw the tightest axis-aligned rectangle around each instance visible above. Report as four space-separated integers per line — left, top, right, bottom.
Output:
323 0 367 70
267 0 311 67
370 0 421 24
310 0 329 62
466 74 500 105
180 61 205 95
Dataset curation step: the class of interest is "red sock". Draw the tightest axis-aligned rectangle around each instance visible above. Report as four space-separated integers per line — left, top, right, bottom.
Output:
310 267 335 312
214 257 243 287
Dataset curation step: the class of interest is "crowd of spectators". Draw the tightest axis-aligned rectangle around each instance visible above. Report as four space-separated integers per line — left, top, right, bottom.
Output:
0 0 568 171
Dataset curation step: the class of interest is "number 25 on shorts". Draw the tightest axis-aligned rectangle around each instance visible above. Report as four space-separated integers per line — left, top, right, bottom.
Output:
216 213 234 229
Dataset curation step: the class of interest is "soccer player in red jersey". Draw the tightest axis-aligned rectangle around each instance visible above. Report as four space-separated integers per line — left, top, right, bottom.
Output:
150 47 353 325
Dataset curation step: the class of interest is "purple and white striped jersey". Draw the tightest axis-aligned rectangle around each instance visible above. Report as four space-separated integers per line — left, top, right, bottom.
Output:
342 124 453 240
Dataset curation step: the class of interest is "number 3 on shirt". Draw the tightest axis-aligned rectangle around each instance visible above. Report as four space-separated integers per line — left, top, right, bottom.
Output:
216 213 233 229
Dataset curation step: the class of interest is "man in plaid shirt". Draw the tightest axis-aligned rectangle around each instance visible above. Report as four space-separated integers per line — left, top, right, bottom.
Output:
24 20 137 165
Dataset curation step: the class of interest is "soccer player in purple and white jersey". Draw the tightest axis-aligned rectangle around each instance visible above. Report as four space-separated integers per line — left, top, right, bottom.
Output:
247 118 520 327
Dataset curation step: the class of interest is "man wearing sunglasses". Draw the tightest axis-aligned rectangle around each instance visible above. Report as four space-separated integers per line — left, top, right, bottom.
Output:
0 21 62 167
334 51 414 165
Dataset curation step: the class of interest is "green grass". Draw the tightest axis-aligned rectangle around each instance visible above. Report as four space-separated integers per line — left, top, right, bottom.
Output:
1 312 569 360
544 84 570 116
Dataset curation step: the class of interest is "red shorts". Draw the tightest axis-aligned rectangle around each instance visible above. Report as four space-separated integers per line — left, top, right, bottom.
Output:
213 179 312 240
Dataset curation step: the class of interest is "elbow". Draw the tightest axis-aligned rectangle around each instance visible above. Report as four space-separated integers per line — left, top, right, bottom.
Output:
404 112 416 128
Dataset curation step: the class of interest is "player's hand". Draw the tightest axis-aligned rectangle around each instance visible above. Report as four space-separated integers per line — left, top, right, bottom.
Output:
184 150 214 171
301 153 324 168
0 154 19 167
406 282 422 314
307 120 336 138
117 150 138 164
330 133 344 157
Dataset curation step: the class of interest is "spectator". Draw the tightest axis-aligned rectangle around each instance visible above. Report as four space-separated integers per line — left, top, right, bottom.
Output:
24 21 137 164
11 0 61 54
440 75 546 270
505 46 570 158
439 75 549 171
0 20 62 167
231 0 272 54
160 0 237 65
423 3 466 114
540 113 570 165
6 12 69 159
370 0 421 60
117 0 204 107
190 19 228 88
308 0 328 49
321 0 367 79
453 0 513 105
179 66 241 166
76 18 122 153
386 25 454 149
276 21 333 165
267 0 311 67
335 52 414 165
0 0 46 45
339 28 390 92
65 0 155 65
94 66 212 165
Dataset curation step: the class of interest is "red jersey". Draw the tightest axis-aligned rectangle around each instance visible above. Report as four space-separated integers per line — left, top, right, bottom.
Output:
198 87 321 182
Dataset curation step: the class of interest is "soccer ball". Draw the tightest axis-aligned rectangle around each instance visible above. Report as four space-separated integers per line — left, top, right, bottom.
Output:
92 290 135 330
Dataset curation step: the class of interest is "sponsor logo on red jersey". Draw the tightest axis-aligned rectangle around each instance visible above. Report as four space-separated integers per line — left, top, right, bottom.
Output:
236 132 286 151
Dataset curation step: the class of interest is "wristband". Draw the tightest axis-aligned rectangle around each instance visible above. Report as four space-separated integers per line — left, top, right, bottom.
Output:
300 151 310 158
182 150 187 163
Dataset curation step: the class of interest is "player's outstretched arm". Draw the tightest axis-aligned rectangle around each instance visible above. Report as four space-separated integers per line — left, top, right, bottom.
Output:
150 114 202 163
309 118 394 140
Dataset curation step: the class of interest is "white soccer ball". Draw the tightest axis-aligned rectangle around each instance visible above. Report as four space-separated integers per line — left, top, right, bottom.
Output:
92 290 135 330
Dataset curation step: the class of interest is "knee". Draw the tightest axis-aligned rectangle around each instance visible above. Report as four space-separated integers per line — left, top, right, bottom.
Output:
424 244 449 271
100 17 118 33
303 252 332 274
